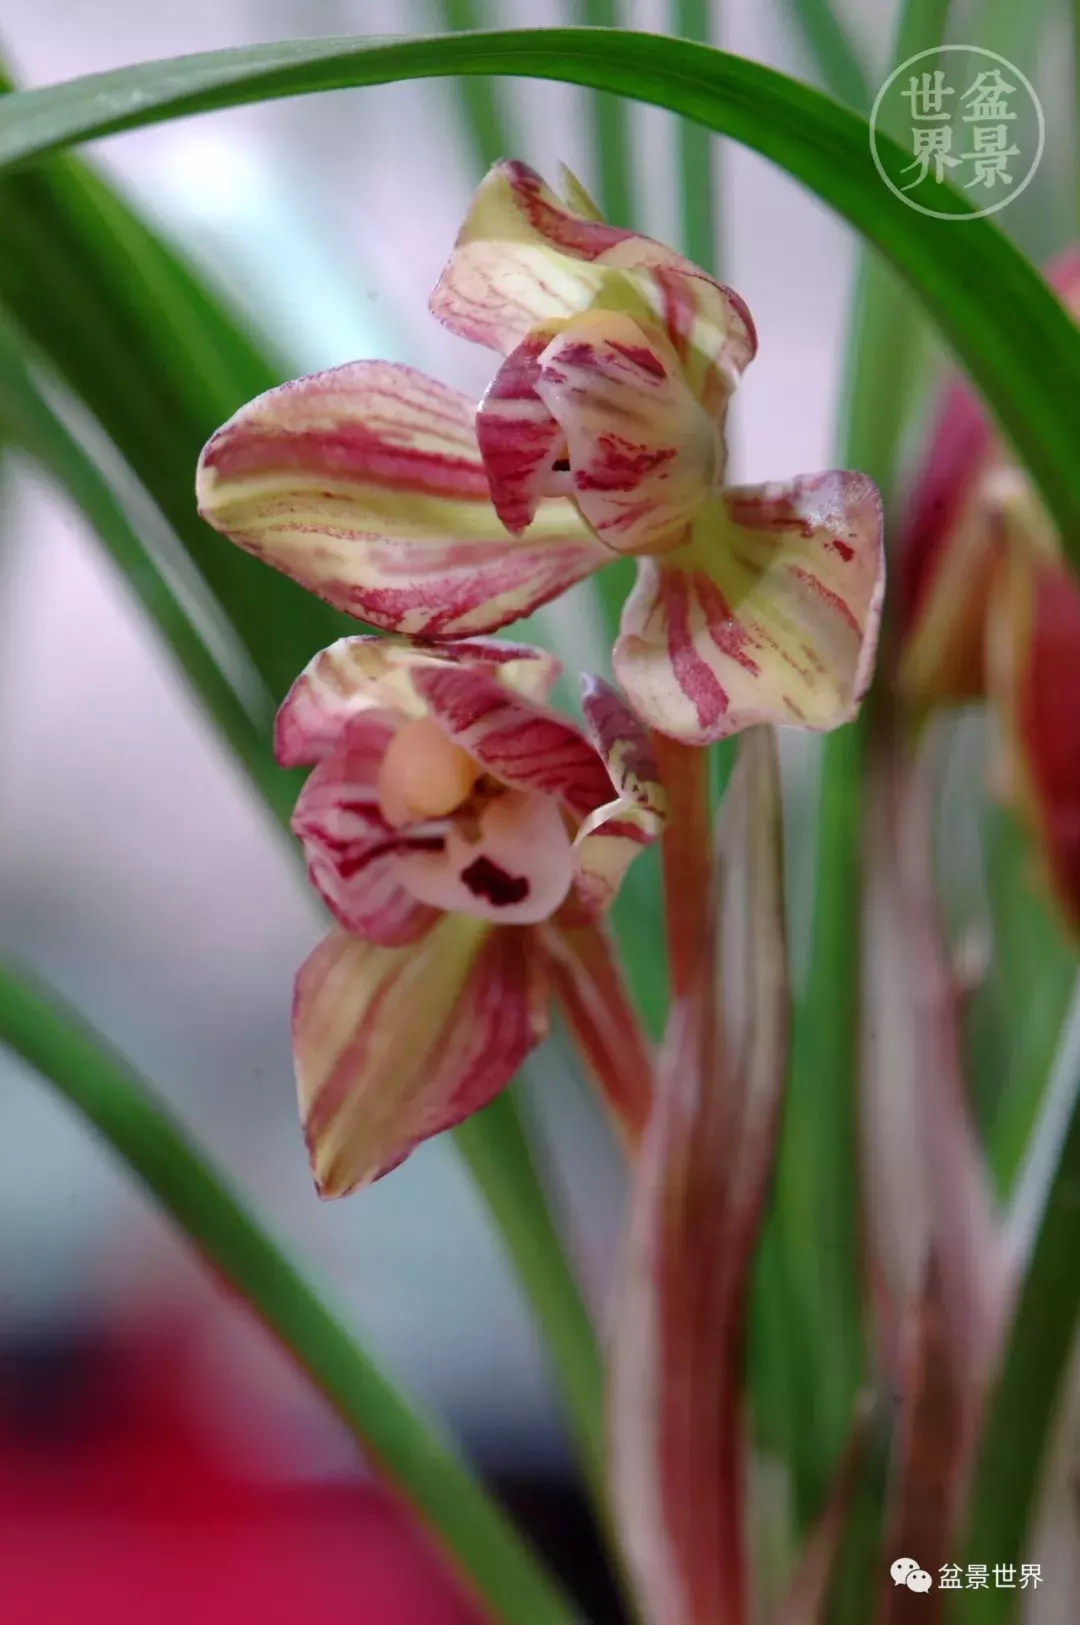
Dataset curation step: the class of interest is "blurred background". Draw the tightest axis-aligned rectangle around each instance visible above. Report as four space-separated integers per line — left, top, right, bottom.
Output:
0 2 1076 1620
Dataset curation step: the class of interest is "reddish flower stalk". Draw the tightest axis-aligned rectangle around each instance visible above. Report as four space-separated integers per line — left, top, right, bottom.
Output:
652 729 715 1001
611 729 789 1625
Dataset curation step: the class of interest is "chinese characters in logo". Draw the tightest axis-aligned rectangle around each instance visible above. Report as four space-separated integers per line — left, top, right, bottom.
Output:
869 46 1044 220
900 67 1021 194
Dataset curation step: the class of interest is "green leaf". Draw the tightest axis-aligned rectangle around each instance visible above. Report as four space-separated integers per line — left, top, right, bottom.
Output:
0 150 351 700
0 958 584 1625
434 0 521 170
781 0 871 110
454 1092 606 1503
974 808 1078 1196
671 0 719 274
2 34 1079 549
0 315 298 833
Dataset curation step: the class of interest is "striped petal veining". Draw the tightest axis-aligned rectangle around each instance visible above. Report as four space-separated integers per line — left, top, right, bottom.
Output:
294 918 550 1195
536 310 720 556
615 473 884 744
275 634 562 767
196 360 608 637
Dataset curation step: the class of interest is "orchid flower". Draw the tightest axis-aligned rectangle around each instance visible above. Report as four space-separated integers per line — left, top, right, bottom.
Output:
196 161 885 745
898 248 1080 936
276 634 664 1194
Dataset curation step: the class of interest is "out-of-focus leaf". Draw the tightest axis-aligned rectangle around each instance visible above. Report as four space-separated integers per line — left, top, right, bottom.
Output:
781 0 871 109
0 148 350 700
0 959 584 1625
611 728 788 1625
451 1090 607 1501
671 0 718 274
3 39 1080 550
957 1046 1080 1623
974 807 1077 1195
768 717 866 1520
433 0 520 169
0 316 296 831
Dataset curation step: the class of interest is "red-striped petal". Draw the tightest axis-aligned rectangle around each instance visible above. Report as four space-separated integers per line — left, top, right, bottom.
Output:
275 635 562 767
429 160 756 398
614 473 884 744
294 919 550 1195
412 662 615 821
573 676 667 915
536 310 720 555
476 327 566 536
291 716 442 947
196 360 608 637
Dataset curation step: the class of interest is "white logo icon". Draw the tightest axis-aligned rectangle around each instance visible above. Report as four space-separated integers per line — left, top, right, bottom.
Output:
891 1557 934 1591
870 45 1044 220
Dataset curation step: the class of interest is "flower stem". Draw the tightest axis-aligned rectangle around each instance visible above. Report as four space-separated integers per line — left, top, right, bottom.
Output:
651 731 714 1001
0 957 584 1625
544 917 653 1147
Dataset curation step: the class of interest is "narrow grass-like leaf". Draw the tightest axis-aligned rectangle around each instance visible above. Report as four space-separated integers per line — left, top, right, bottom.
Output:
0 136 350 700
0 317 297 832
0 959 584 1625
781 0 871 110
2 35 1079 548
671 0 718 273
434 0 520 170
576 2 635 230
979 809 1078 1195
453 1091 607 1502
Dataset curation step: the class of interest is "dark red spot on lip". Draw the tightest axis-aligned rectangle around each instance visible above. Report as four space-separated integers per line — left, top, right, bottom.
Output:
830 536 855 561
461 856 530 907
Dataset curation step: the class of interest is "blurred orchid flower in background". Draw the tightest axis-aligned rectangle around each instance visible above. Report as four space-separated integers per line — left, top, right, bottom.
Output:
196 161 886 746
276 635 664 1194
898 248 1080 937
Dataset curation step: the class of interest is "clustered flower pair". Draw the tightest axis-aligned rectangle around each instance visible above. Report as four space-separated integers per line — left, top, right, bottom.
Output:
196 160 886 1194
